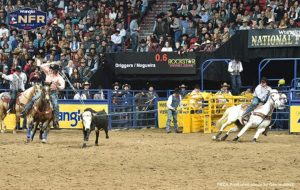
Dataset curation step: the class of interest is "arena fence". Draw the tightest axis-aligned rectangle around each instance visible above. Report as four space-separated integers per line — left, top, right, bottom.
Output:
0 89 295 132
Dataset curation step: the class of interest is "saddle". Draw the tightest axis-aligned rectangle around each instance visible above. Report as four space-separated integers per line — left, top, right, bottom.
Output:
241 103 265 125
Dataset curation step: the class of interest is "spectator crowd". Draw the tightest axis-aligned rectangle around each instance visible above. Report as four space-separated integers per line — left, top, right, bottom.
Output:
0 0 298 92
0 0 150 91
135 0 300 53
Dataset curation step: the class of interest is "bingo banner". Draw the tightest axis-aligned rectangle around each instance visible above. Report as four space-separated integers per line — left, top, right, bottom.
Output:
4 102 108 130
8 7 47 30
290 105 300 133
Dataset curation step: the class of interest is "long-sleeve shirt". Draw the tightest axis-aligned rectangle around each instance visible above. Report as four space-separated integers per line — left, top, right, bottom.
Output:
2 73 25 91
111 34 122 44
41 63 65 90
130 19 139 35
228 60 243 75
170 18 181 31
254 84 272 102
167 94 182 110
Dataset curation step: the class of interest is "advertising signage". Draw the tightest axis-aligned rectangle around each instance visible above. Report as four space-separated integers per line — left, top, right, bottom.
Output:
115 52 197 75
8 7 47 30
248 29 300 48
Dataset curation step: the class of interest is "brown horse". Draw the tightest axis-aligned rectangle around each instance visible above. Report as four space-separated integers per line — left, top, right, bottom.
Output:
0 84 41 133
25 85 53 143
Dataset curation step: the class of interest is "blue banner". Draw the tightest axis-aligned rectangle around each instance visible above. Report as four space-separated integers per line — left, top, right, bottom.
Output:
8 7 47 30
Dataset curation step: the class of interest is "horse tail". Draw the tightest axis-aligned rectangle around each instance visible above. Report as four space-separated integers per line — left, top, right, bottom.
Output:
216 108 230 129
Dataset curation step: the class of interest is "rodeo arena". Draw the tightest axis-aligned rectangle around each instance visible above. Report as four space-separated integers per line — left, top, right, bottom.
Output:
1 0 300 189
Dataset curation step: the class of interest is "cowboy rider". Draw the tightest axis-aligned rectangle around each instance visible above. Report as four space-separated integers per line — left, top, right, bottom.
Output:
243 77 271 118
1 66 25 113
21 62 65 128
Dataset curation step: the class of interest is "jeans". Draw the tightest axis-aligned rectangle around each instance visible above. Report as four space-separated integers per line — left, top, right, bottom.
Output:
230 74 241 95
23 91 42 113
9 90 17 110
112 44 122 52
131 33 138 51
174 30 182 44
50 91 59 122
165 109 178 132
244 97 260 116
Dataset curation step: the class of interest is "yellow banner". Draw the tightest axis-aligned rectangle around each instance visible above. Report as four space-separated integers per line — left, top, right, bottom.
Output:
290 106 300 133
4 103 108 129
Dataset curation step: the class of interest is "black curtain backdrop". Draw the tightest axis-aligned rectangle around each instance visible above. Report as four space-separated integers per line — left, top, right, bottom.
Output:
91 30 300 90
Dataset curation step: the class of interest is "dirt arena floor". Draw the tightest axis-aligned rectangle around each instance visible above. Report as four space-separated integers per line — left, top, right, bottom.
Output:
0 129 299 190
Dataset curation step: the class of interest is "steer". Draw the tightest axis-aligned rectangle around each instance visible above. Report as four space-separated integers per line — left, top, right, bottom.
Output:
81 108 109 148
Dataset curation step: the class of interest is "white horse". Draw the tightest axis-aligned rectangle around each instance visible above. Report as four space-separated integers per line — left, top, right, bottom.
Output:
212 89 287 142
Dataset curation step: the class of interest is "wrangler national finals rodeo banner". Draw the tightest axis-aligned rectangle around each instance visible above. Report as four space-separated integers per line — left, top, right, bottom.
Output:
8 7 47 30
4 102 108 130
248 29 300 48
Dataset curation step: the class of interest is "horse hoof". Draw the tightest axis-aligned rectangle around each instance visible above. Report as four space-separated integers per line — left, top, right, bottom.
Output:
0 130 4 133
232 137 239 142
252 138 257 143
220 134 229 141
82 143 87 148
95 143 99 146
212 136 217 140
26 138 31 143
42 139 47 144
263 132 267 136
13 130 16 134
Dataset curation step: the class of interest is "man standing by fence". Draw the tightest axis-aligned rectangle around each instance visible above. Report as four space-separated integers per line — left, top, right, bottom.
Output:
228 59 243 95
165 88 182 133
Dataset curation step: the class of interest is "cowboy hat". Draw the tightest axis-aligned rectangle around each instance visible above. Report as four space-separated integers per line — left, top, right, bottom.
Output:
112 82 120 87
12 49 21 54
83 81 90 86
179 84 187 88
122 83 130 89
50 64 60 71
221 82 230 87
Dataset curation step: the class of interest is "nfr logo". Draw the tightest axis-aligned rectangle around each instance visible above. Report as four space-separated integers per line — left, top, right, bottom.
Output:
8 8 47 30
59 110 81 127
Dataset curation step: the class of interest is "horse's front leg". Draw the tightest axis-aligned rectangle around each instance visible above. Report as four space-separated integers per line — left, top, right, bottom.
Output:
42 122 50 143
31 122 39 141
233 122 253 141
0 115 5 133
214 121 233 141
253 126 266 143
221 126 239 141
95 128 99 146
14 109 21 133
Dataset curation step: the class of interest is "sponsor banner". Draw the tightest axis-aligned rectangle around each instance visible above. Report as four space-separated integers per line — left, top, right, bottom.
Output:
4 103 108 130
58 103 108 128
290 105 300 133
8 7 47 30
115 52 196 75
248 29 300 48
157 101 188 129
